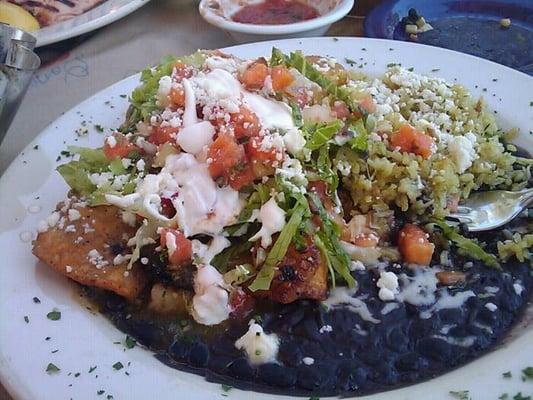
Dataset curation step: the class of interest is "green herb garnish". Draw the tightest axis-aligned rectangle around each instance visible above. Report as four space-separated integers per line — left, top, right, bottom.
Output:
46 310 61 321
124 335 136 349
503 371 512 378
449 390 470 400
112 362 124 371
46 363 60 374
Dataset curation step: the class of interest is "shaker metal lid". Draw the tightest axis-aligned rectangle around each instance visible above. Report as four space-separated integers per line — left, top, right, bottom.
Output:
0 23 39 70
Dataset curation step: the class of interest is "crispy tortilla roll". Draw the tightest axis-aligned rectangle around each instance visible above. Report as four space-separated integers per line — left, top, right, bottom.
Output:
32 201 146 300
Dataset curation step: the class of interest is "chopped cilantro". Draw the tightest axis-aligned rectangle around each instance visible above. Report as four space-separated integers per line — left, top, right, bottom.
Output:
332 37 339 41
255 350 261 356
107 396 114 400
45 336 51 341
502 371 512 378
499 395 509 400
120 94 127 98
94 124 104 133
46 363 60 374
47 310 61 321
112 362 124 371
345 58 356 66
449 390 470 400
24 316 29 323
431 68 440 72
97 390 105 396
51 349 58 354
407 67 414 71
89 366 97 373
33 145 39 150
33 297 41 303
74 372 80 377
387 63 398 68
513 393 531 400
124 335 136 349
522 367 533 380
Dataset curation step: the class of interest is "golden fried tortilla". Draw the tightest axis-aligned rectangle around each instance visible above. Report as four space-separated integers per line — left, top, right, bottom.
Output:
32 200 146 300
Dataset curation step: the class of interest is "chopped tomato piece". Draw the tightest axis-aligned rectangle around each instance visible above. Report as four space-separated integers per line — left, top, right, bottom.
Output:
389 124 434 159
231 107 261 139
240 60 269 90
271 65 294 91
149 125 178 145
160 197 177 218
331 101 350 120
103 133 137 160
352 233 379 247
228 163 256 190
207 134 245 178
397 223 435 265
436 271 466 286
173 61 193 82
169 87 185 107
246 136 283 164
229 288 255 319
250 159 275 179
359 95 376 114
159 228 192 266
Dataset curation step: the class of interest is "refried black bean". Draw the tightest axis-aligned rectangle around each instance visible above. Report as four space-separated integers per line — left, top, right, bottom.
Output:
92 247 532 397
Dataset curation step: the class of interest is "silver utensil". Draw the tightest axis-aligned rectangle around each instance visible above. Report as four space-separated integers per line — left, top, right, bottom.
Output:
0 23 40 144
445 187 533 232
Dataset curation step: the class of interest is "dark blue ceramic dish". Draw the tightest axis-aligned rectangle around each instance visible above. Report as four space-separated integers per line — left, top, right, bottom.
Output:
364 0 533 75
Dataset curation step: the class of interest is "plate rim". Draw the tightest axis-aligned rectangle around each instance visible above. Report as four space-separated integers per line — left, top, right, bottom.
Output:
0 36 532 400
34 0 151 47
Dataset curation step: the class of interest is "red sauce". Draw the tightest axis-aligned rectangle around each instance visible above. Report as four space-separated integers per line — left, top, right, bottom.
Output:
232 0 320 25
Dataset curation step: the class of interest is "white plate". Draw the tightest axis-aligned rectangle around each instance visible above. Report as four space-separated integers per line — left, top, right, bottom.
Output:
0 37 531 400
33 0 150 47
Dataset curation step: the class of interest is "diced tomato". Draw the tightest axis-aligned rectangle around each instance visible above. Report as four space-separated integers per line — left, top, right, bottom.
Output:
359 95 376 114
240 60 269 90
103 133 137 160
159 228 192 266
436 271 466 286
352 233 379 247
228 163 255 190
160 197 177 218
169 87 185 107
231 107 261 139
397 223 435 266
389 124 434 159
271 65 294 91
331 101 350 120
173 61 193 82
250 159 275 179
207 134 245 179
229 288 255 319
293 89 310 108
246 136 283 164
149 125 178 145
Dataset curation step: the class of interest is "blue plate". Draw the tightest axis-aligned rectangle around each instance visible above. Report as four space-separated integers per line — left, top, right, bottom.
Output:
364 0 533 75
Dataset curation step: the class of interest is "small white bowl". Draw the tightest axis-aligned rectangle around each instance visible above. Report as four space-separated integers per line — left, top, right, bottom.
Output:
199 0 354 43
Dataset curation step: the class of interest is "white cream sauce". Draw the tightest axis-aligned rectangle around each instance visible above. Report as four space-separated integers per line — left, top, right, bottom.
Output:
322 287 380 324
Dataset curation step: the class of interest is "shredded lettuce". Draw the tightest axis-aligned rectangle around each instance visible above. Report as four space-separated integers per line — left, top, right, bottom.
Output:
248 200 307 292
271 48 366 117
309 193 356 288
432 220 501 270
304 120 343 151
212 240 254 273
347 119 368 152
122 51 206 131
316 145 339 192
290 101 303 128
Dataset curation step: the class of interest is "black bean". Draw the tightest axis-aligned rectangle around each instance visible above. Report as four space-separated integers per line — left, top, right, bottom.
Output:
296 364 331 390
418 337 453 362
258 363 296 387
227 358 255 380
395 352 429 371
188 342 210 368
169 338 190 361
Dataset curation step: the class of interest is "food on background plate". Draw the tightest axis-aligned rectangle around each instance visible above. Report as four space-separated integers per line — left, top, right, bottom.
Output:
231 0 319 25
0 1 40 31
8 0 106 27
33 48 532 395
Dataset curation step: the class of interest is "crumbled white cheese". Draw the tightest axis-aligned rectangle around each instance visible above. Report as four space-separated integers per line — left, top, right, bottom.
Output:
68 209 81 222
191 235 231 265
283 129 306 155
485 302 498 312
276 157 308 194
319 325 333 334
377 271 399 301
136 159 145 172
513 282 524 296
235 320 280 365
65 265 73 273
349 260 365 271
445 132 478 173
302 357 315 366
249 197 286 248
87 249 108 269
191 264 230 325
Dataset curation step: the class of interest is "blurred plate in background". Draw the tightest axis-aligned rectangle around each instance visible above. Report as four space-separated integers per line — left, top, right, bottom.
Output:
364 0 533 75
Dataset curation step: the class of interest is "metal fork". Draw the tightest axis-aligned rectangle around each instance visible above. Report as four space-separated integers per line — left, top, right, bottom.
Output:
445 187 533 232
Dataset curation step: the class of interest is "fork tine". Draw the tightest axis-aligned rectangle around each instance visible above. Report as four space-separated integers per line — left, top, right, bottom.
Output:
445 214 474 224
454 206 472 215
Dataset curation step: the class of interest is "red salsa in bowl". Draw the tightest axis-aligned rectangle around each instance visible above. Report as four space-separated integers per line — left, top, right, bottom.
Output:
232 0 320 25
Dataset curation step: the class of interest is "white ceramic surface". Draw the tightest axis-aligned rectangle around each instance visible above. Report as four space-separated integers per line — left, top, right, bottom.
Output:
199 0 353 43
0 37 532 400
33 0 150 47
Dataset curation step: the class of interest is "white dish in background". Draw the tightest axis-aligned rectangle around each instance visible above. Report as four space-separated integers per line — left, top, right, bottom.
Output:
199 0 353 43
0 37 532 400
33 0 150 47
